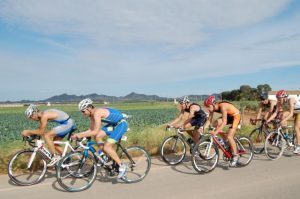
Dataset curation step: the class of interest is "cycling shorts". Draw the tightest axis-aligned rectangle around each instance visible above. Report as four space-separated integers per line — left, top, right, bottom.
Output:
102 120 128 143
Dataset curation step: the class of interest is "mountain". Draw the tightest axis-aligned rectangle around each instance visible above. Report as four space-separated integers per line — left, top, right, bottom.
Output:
42 92 172 103
1 92 216 103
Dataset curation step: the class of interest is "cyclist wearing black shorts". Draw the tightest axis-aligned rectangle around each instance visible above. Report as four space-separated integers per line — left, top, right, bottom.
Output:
167 96 207 145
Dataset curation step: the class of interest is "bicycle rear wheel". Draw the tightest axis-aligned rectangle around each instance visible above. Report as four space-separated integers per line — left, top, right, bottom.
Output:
160 135 186 165
264 132 285 160
249 128 267 154
120 146 151 183
8 149 47 186
56 151 97 192
191 141 219 174
236 136 253 167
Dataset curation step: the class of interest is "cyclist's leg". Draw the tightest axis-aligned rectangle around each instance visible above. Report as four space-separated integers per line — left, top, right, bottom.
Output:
95 129 106 152
46 120 76 155
281 111 290 126
103 121 129 165
227 114 240 156
294 113 300 146
184 123 199 143
44 130 58 155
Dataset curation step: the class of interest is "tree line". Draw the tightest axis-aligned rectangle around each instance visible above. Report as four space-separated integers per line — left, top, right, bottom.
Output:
221 84 272 101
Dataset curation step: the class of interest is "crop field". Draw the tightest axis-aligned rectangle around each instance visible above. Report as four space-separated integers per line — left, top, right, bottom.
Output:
0 102 178 143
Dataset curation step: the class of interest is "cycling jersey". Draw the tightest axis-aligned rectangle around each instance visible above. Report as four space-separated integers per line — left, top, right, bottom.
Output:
101 108 124 125
261 100 277 113
214 102 241 129
292 97 300 113
44 109 76 138
100 108 128 143
184 103 207 128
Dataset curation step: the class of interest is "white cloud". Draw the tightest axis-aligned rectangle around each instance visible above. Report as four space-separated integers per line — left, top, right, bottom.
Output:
0 0 291 47
0 0 299 100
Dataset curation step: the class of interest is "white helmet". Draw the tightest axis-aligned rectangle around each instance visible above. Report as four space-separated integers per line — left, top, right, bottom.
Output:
177 96 190 104
25 104 38 118
78 98 93 111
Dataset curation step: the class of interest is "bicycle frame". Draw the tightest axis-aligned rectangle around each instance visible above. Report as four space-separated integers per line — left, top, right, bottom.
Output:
78 136 137 170
27 139 77 169
205 132 248 159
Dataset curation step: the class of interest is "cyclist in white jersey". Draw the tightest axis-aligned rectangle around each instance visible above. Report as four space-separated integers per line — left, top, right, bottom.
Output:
22 104 76 166
267 90 300 154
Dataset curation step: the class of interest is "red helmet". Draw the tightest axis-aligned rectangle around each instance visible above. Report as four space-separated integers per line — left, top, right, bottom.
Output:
204 96 216 107
276 90 288 98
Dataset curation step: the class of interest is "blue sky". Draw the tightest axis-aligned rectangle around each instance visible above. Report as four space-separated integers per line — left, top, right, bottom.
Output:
0 0 299 101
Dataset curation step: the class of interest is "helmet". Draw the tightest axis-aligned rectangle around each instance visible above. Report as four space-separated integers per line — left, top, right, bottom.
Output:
204 96 216 107
259 92 268 100
276 90 288 98
78 98 93 111
25 104 38 118
177 96 190 104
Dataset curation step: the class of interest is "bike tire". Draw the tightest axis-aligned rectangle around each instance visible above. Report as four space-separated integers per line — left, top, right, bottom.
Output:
191 141 219 174
249 128 267 154
160 135 186 165
236 136 253 167
120 146 151 183
8 149 47 186
56 151 97 192
264 131 285 160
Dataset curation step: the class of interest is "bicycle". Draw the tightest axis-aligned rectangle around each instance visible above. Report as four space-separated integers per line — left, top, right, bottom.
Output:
249 119 272 154
56 135 151 192
160 126 204 165
192 130 253 173
8 128 79 186
264 123 295 160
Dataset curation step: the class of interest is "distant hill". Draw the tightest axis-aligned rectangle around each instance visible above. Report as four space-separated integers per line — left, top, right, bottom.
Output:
1 92 217 103
43 92 172 103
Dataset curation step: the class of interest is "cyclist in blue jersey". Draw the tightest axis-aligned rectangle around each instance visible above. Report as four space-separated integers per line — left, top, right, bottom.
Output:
22 104 76 166
72 98 129 178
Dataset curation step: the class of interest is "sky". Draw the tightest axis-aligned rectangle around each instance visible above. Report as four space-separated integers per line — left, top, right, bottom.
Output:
0 0 300 101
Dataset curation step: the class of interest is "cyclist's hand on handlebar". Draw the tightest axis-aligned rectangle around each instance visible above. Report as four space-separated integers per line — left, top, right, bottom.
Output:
71 134 81 140
250 118 257 125
210 131 218 136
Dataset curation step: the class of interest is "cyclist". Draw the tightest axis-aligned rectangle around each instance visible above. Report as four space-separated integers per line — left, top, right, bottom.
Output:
204 96 241 167
251 92 277 125
72 98 129 178
22 104 76 166
266 90 300 154
167 96 207 150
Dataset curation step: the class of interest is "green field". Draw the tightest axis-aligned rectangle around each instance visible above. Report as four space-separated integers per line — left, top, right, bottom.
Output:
0 101 257 174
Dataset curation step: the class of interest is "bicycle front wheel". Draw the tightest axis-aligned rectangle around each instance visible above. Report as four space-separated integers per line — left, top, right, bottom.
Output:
236 136 253 167
56 151 97 192
191 141 219 174
120 146 151 183
264 132 285 160
8 149 47 186
249 128 267 154
160 135 186 165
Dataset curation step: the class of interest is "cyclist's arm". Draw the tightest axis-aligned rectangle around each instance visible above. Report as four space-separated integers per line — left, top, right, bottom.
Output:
265 100 277 119
168 111 184 126
281 98 295 124
76 110 102 138
255 103 263 120
266 104 279 123
30 115 48 135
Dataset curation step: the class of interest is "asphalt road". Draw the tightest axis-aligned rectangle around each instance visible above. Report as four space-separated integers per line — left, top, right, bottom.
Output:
1 153 300 199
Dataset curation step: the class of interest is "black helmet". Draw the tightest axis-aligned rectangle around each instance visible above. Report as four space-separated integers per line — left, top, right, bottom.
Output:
259 92 268 100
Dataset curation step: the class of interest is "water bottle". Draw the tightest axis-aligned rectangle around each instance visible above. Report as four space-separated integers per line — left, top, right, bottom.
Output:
218 138 225 146
283 133 289 139
97 150 109 163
